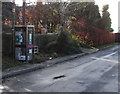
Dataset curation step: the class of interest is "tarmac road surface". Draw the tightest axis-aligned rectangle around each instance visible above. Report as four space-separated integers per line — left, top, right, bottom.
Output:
1 45 119 92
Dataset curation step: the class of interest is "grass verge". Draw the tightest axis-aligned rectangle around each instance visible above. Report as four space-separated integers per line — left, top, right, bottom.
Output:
95 42 119 49
2 57 25 71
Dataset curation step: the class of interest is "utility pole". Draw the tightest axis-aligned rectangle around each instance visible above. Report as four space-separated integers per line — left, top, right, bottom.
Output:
22 0 26 25
12 0 16 28
12 0 16 60
60 2 69 32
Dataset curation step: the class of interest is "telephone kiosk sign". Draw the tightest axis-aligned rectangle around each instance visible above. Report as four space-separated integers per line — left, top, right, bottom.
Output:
14 25 34 62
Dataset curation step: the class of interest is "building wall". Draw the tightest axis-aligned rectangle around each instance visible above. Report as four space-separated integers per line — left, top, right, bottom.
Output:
115 33 120 42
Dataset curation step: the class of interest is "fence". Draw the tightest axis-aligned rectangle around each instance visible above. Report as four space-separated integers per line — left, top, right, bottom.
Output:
89 27 115 46
76 27 115 46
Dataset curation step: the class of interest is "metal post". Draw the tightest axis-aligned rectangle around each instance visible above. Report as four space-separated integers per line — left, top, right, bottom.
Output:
22 0 26 25
22 0 27 63
12 0 16 60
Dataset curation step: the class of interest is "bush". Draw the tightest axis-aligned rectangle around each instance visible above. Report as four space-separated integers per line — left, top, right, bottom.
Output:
56 29 82 54
76 31 94 48
50 52 58 58
45 41 58 52
2 32 13 57
35 33 58 52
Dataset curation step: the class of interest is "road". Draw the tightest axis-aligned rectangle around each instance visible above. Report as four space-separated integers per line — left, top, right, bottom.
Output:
1 45 119 92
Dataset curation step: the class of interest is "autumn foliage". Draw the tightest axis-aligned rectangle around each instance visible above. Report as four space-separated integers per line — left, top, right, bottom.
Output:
71 18 115 47
16 2 115 47
72 28 115 47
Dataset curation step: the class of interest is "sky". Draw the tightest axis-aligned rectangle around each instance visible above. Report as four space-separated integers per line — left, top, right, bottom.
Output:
15 0 120 33
95 0 119 33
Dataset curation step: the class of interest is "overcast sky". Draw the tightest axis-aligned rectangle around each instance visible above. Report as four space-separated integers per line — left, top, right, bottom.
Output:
95 0 119 33
15 0 119 33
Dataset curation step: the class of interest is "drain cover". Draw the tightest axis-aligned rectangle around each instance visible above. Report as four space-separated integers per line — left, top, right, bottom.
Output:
53 75 66 80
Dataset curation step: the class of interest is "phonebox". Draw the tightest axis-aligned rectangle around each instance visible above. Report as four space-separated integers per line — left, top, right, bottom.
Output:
14 25 34 62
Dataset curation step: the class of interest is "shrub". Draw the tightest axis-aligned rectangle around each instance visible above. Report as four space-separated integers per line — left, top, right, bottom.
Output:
56 29 82 54
2 32 13 57
35 33 58 52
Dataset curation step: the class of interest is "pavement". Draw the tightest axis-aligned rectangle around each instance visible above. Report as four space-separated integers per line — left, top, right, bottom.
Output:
1 44 118 79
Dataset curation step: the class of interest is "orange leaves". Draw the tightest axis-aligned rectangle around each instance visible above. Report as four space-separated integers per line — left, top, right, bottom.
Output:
73 26 115 47
17 8 34 25
72 18 86 27
71 15 115 47
4 19 11 26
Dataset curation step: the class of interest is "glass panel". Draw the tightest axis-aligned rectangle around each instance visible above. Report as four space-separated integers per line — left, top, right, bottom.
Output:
28 48 33 60
15 47 26 60
15 48 33 61
29 33 32 45
28 27 33 45
15 32 23 45
15 27 26 45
